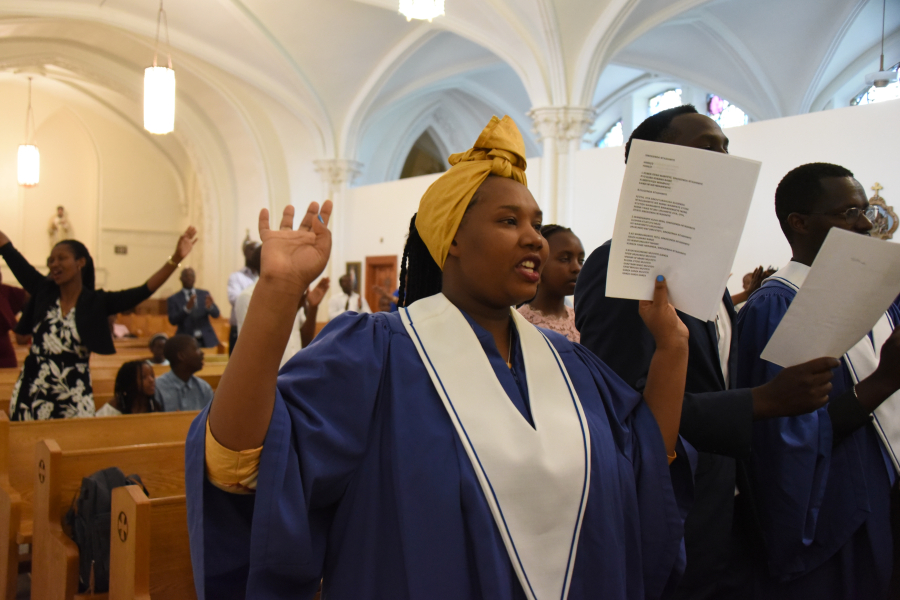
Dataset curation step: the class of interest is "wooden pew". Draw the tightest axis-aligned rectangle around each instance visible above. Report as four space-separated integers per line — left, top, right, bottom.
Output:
109 487 194 600
31 440 187 600
0 412 198 600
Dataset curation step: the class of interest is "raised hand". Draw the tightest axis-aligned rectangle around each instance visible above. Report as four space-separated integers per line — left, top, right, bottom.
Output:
307 277 330 308
638 276 689 350
173 226 198 262
259 201 333 294
752 356 838 419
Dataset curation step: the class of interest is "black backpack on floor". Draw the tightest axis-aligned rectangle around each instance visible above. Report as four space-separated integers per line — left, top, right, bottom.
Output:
65 467 148 594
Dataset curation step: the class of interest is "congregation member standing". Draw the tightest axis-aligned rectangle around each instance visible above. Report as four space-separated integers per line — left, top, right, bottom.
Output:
189 116 694 599
517 224 584 342
0 271 27 368
0 226 197 419
226 241 259 354
575 105 838 600
326 273 370 319
168 267 221 348
737 163 900 599
155 334 213 412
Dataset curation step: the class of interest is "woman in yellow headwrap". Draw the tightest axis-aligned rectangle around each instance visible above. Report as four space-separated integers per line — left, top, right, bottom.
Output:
189 116 692 600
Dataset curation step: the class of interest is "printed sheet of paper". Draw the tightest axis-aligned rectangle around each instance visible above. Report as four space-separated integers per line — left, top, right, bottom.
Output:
606 140 761 321
761 229 900 368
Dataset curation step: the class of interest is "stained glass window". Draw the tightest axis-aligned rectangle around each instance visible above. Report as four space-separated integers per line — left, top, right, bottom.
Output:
707 95 749 128
597 120 624 148
648 89 682 116
852 63 900 106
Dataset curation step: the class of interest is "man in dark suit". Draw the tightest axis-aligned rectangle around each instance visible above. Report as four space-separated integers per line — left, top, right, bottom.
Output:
575 105 837 600
167 267 220 348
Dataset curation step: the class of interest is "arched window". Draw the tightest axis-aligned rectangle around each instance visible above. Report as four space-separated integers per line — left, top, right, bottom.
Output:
852 63 900 106
648 89 682 116
707 95 749 128
399 130 446 179
596 120 624 148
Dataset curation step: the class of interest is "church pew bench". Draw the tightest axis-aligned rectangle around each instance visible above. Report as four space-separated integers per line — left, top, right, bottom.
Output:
109 487 195 600
0 412 197 600
31 439 187 600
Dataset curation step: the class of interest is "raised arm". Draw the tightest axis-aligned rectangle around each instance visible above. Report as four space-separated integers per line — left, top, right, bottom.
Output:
300 277 330 347
638 277 690 462
145 226 198 293
0 230 48 294
208 201 333 451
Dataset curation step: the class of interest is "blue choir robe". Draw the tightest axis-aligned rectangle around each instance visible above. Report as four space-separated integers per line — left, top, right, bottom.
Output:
186 309 693 600
736 280 900 599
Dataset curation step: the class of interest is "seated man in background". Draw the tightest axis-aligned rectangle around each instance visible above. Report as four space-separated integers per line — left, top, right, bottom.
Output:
147 332 169 366
327 273 370 319
737 162 900 599
167 267 221 348
155 334 213 412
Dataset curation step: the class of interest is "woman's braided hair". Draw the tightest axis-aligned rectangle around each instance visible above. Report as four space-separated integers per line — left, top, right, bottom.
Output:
539 224 571 240
398 214 443 307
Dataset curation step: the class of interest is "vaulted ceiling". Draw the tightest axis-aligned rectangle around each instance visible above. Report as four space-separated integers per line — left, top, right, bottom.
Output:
0 0 895 183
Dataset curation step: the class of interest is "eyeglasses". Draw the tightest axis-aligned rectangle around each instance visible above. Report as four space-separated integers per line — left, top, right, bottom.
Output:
801 206 878 226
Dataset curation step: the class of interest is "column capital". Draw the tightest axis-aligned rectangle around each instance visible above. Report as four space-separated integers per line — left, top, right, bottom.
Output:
527 106 597 145
313 159 363 191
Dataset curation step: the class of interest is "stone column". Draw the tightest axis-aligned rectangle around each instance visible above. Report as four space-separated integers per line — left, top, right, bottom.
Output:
527 107 596 226
313 159 363 283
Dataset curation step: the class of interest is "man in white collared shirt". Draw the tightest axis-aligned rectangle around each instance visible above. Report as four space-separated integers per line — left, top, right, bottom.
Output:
226 244 260 354
327 274 371 320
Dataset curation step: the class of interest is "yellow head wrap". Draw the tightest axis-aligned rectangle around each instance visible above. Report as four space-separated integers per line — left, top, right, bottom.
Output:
415 115 528 269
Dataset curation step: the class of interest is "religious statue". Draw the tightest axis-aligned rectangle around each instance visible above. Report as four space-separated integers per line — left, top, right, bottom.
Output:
868 183 898 241
47 205 73 248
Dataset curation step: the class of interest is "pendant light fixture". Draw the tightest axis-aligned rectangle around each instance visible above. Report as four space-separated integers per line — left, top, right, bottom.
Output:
866 0 898 88
144 0 176 134
17 77 39 187
399 0 444 22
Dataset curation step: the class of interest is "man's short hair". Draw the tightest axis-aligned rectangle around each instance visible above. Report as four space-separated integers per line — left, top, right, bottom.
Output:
163 334 196 365
624 104 699 163
774 163 855 238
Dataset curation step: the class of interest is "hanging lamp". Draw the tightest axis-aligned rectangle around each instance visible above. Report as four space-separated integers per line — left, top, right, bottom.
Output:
866 0 898 88
144 0 176 134
17 77 39 187
399 0 444 22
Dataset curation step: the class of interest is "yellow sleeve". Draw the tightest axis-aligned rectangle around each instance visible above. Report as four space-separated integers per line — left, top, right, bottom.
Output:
205 418 262 494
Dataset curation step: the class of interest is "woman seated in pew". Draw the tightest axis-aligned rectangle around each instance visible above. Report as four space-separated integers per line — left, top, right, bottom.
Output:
190 116 693 599
147 332 169 366
0 227 197 420
96 360 162 416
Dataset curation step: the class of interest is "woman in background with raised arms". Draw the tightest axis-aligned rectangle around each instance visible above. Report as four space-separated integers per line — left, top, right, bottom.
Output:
0 226 197 420
190 116 692 600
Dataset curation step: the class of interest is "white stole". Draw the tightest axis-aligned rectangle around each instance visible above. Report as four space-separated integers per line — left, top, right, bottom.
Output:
767 262 900 474
400 294 590 600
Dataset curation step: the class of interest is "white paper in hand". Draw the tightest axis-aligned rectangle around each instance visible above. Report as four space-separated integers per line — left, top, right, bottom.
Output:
605 140 761 321
761 228 900 368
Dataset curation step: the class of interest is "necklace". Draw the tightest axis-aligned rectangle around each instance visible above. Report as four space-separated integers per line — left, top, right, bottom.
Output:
506 322 513 368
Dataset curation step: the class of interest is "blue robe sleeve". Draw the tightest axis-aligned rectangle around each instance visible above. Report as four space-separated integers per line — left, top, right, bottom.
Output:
735 289 834 579
569 342 695 598
186 313 390 600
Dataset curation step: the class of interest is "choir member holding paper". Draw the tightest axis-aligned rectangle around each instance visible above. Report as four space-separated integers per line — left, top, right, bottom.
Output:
737 162 900 600
576 106 841 600
188 116 695 600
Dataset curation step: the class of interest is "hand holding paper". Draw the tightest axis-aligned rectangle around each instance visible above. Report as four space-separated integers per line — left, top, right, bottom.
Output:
605 140 761 321
761 229 900 368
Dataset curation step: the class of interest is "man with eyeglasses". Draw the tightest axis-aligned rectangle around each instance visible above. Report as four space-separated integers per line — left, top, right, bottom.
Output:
736 162 900 599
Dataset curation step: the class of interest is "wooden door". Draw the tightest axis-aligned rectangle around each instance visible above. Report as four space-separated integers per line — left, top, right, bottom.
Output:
365 256 398 312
